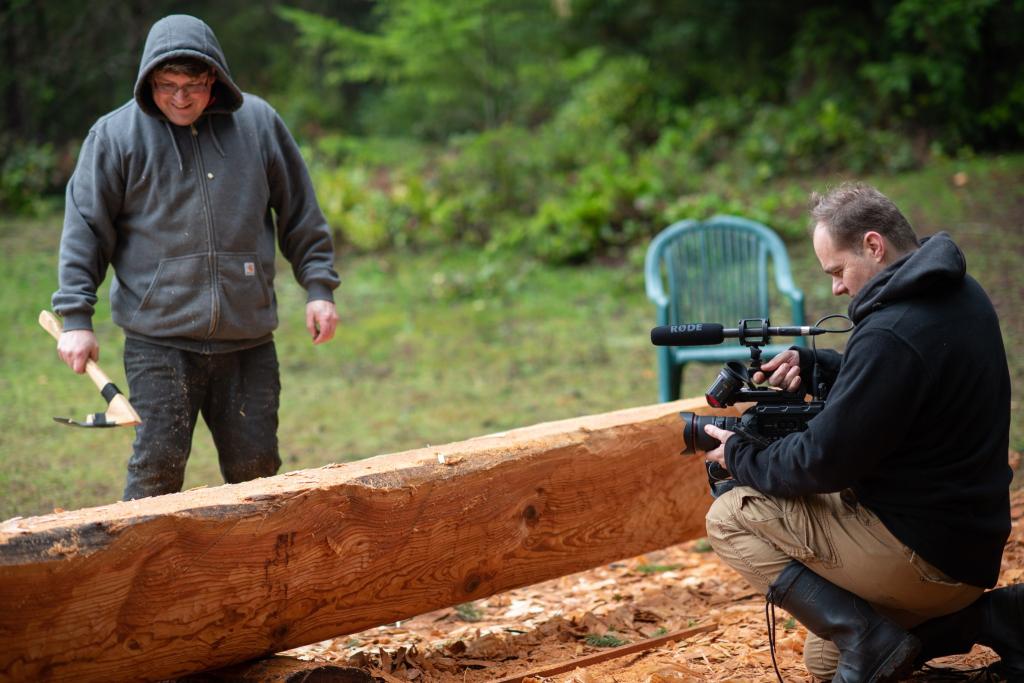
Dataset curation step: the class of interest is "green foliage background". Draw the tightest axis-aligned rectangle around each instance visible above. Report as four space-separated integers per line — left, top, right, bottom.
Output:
3 0 1023 261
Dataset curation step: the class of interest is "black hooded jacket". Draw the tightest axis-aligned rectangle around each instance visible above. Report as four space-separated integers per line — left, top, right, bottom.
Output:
725 232 1011 588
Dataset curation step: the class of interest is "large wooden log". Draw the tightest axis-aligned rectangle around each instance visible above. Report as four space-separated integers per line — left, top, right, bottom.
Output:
0 398 738 683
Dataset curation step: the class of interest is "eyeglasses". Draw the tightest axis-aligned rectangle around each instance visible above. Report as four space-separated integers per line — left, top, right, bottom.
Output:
152 79 212 97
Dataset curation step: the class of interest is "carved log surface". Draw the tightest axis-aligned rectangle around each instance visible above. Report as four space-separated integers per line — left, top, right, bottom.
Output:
0 398 737 683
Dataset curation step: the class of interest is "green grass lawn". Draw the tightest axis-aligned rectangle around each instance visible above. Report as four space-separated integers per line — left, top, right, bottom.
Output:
1 154 1021 519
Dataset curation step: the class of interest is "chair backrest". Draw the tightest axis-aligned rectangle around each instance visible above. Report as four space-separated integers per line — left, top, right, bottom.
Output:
645 216 804 330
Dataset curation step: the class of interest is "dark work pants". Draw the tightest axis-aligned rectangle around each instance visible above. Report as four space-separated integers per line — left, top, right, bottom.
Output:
122 338 281 500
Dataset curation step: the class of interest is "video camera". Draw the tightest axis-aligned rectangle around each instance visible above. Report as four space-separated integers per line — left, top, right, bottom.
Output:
650 318 849 497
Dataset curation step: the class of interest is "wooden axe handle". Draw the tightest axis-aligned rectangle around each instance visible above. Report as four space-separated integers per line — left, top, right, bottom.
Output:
38 310 118 394
39 310 142 427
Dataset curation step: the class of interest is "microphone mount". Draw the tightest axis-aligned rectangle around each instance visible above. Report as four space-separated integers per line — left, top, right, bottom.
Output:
735 318 773 374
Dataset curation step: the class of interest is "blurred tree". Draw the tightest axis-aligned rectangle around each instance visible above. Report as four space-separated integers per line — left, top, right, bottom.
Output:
859 0 1022 148
279 0 566 138
561 0 805 103
1 1 146 144
0 0 373 146
5 0 1022 152
2 0 1022 216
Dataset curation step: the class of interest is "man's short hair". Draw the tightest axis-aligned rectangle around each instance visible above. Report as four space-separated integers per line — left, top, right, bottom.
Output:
810 183 919 253
153 57 214 79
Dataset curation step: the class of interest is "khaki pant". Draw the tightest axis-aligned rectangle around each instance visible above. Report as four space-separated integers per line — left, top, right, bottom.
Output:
705 486 983 680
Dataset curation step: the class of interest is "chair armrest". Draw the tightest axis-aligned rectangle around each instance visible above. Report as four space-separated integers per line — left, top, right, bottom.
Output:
772 250 806 341
644 245 669 309
773 263 806 327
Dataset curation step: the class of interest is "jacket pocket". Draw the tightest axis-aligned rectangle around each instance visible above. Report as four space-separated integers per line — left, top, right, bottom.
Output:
129 254 212 338
213 252 278 340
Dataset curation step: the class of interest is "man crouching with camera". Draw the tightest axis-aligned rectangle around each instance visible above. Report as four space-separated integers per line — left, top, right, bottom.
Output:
700 183 1020 682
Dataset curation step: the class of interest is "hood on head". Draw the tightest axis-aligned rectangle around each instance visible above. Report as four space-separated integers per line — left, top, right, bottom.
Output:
134 14 243 120
849 231 966 322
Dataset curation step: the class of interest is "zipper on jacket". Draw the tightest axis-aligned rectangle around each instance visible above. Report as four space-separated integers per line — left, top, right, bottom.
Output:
191 123 221 337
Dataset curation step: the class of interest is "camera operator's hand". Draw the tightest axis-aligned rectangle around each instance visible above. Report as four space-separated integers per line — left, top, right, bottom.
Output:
752 349 802 392
702 424 735 470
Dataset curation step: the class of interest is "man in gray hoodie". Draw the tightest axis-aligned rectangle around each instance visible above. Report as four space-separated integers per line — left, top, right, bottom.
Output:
52 15 340 499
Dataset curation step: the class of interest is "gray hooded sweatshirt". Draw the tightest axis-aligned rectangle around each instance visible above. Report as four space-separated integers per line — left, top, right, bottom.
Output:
53 14 339 353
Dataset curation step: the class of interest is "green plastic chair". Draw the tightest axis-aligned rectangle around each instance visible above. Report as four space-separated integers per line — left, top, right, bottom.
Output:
644 215 806 402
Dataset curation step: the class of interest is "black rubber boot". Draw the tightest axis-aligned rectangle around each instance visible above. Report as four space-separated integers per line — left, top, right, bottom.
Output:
912 584 1024 681
767 561 921 683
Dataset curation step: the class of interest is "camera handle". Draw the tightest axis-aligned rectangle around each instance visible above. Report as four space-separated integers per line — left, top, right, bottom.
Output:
747 346 763 380
736 318 771 379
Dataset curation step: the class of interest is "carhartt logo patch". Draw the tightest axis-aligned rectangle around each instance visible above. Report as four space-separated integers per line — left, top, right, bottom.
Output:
244 262 256 276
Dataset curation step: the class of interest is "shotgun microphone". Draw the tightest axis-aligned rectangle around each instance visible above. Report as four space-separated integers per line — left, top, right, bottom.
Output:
650 321 827 346
650 323 725 346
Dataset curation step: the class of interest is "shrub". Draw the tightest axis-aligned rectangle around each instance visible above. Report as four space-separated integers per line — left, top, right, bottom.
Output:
313 163 432 251
430 125 552 244
0 141 62 216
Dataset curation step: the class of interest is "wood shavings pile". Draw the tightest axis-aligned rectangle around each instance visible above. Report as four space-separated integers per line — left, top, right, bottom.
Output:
288 485 1024 682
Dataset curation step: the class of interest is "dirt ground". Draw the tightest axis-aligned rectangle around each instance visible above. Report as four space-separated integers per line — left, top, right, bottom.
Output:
288 478 1024 682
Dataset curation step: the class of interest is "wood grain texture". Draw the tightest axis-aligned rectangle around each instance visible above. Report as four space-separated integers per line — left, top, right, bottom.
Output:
0 397 739 682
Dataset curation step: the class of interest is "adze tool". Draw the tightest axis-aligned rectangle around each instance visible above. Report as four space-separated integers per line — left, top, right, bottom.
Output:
38 310 142 428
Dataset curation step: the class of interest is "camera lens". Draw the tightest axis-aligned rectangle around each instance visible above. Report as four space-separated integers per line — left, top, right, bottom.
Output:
680 412 740 453
705 361 748 408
